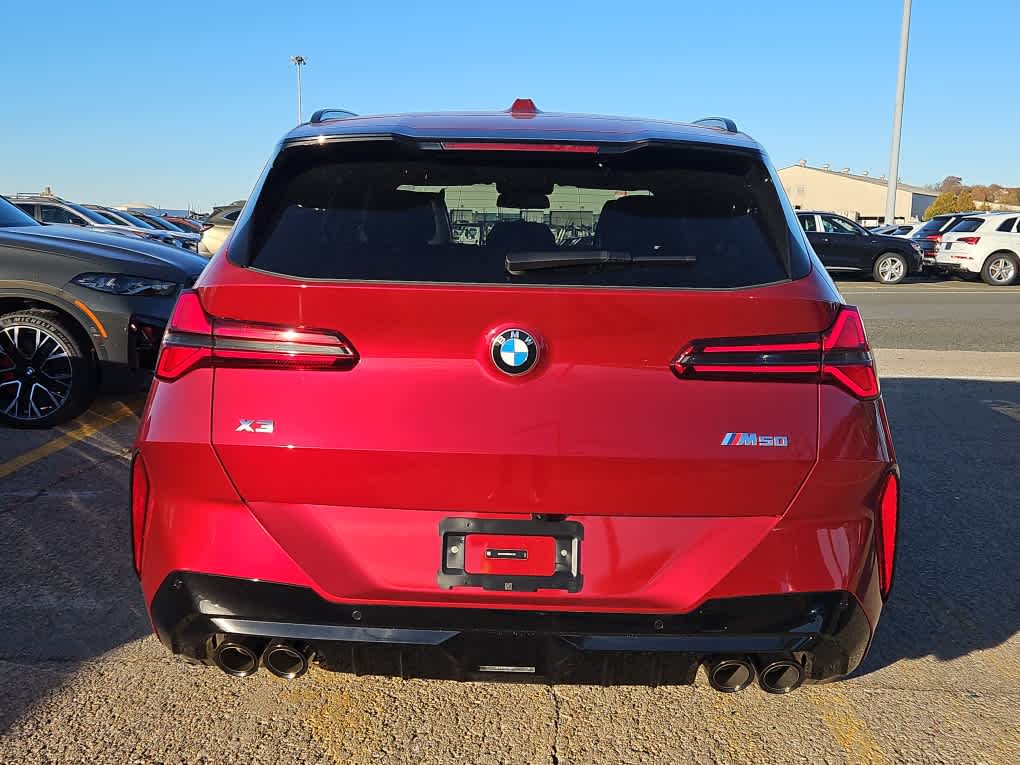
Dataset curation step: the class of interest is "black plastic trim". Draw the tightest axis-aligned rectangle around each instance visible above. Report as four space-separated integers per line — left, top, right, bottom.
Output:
149 572 873 684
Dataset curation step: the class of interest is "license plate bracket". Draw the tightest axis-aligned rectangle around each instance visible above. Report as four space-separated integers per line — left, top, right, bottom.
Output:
437 518 583 593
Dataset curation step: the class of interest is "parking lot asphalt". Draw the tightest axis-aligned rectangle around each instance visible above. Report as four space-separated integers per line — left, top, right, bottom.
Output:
0 278 1017 764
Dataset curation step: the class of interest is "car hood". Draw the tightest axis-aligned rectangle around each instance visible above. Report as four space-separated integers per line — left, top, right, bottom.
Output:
0 225 208 278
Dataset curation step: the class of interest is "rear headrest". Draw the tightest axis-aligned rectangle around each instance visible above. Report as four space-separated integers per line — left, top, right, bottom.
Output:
596 195 678 252
485 220 555 251
364 190 437 247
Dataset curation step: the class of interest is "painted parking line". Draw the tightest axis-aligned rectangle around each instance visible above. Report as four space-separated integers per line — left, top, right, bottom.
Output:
0 399 139 481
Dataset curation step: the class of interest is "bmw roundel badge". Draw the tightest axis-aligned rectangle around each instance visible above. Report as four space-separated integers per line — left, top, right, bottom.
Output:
491 328 539 376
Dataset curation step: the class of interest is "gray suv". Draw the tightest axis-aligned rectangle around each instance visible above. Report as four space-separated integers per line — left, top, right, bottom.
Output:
0 195 205 427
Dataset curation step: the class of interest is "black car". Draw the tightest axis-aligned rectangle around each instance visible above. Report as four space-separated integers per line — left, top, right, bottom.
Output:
910 212 981 268
796 211 923 284
0 195 205 427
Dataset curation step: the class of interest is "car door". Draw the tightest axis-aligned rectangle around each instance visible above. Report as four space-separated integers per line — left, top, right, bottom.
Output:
819 214 869 270
797 213 833 265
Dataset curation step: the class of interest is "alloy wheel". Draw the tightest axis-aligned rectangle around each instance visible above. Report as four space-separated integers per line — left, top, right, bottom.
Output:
0 324 74 421
877 256 905 283
988 256 1016 284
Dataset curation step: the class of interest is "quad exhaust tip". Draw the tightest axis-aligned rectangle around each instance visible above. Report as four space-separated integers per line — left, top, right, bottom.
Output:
262 641 313 680
706 657 756 693
212 640 260 678
757 660 804 694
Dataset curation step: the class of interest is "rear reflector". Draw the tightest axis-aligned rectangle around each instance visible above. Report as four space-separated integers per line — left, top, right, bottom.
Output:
876 472 899 598
130 453 149 576
155 290 358 381
673 305 879 399
440 142 599 153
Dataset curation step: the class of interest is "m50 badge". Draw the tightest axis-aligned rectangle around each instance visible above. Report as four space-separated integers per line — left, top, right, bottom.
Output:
721 432 789 447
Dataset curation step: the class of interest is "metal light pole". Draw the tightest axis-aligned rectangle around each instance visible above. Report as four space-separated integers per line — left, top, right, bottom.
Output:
291 56 306 124
885 0 912 224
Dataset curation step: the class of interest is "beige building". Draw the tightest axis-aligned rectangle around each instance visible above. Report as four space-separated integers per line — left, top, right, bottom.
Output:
779 162 937 224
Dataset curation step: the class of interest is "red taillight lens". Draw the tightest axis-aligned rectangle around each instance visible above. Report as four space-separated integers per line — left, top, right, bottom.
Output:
924 234 941 242
154 290 358 381
672 306 879 399
958 236 980 245
876 472 899 598
821 306 879 398
130 453 150 576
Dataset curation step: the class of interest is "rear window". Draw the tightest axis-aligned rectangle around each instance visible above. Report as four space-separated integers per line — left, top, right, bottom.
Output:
915 216 953 236
950 217 984 233
232 141 809 289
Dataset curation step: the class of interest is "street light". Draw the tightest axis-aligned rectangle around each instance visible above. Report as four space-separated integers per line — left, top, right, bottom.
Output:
291 55 306 125
885 0 912 224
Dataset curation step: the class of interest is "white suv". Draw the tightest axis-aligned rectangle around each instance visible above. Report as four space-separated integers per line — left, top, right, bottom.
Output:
936 213 1020 285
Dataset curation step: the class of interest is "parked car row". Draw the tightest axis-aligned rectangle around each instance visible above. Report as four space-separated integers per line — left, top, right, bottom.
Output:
9 194 201 252
798 210 1019 285
0 195 205 426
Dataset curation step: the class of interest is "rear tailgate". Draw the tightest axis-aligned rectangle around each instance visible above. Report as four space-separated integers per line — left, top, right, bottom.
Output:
205 278 832 518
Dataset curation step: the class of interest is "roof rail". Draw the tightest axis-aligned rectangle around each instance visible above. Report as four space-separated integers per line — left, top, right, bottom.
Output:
309 108 358 124
12 191 68 201
692 117 739 134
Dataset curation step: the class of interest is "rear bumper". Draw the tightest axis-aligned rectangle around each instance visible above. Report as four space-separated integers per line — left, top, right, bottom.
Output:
150 572 873 684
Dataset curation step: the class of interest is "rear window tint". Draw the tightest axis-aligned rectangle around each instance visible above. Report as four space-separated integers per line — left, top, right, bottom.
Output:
233 141 807 289
916 216 953 236
950 217 984 233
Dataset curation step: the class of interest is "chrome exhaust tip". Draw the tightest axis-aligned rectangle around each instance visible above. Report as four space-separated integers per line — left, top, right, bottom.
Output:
262 641 313 680
757 660 804 694
212 640 260 678
706 657 755 693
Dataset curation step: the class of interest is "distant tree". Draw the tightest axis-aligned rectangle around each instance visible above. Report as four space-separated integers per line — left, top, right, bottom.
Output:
923 190 977 220
923 192 957 219
1002 188 1020 205
977 201 992 212
939 176 963 193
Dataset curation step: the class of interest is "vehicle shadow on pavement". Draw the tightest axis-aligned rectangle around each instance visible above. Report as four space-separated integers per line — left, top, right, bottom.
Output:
860 378 1020 675
0 407 150 735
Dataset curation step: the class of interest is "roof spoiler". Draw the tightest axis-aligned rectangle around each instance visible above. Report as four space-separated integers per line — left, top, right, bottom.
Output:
692 117 739 134
308 109 358 124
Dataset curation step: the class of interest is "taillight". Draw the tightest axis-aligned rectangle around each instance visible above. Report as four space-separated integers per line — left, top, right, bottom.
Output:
958 236 980 245
672 306 879 399
201 223 213 232
130 453 149 576
876 472 899 598
154 290 358 381
821 305 879 398
924 234 941 242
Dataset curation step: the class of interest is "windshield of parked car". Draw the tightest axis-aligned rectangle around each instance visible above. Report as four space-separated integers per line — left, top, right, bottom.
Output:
67 202 121 225
144 215 184 231
110 209 157 228
233 141 809 289
0 196 41 227
88 208 123 224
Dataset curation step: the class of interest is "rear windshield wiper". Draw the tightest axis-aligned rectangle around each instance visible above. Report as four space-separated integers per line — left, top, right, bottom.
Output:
505 250 696 275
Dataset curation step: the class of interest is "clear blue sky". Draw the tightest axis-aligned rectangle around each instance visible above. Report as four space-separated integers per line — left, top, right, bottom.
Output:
2 1 1017 211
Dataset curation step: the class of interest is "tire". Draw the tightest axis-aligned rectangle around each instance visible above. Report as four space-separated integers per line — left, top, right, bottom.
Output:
980 251 1019 286
0 310 97 428
872 252 908 284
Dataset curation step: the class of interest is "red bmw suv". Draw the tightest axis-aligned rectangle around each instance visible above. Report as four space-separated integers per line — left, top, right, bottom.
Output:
134 101 899 693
